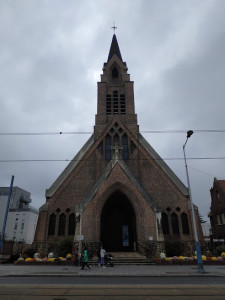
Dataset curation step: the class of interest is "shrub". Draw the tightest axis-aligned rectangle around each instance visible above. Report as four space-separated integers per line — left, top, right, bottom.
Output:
165 240 183 257
216 245 225 255
58 238 73 257
23 248 36 258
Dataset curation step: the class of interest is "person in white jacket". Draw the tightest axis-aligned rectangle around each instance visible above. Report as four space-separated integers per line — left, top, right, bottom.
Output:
100 246 106 268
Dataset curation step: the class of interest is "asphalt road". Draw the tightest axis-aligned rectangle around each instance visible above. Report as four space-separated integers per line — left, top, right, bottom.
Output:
0 276 225 285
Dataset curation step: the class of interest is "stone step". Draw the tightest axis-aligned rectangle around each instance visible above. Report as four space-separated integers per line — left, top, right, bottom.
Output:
90 252 151 265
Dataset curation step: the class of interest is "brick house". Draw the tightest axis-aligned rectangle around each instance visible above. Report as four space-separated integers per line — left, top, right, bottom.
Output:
209 178 225 242
34 34 203 256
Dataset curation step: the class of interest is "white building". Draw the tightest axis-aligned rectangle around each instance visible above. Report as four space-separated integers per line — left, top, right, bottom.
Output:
201 223 212 239
0 187 38 244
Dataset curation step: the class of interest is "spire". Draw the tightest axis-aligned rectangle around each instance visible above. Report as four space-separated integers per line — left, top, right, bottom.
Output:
107 34 123 62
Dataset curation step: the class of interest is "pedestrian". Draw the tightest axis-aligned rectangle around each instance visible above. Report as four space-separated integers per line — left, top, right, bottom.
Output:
100 246 106 268
96 247 101 266
81 247 91 270
74 247 79 266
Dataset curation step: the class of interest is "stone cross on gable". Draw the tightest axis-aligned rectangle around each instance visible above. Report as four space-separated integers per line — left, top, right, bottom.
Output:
111 143 123 161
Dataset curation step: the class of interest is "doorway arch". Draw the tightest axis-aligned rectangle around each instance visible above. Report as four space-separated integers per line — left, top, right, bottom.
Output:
100 191 136 252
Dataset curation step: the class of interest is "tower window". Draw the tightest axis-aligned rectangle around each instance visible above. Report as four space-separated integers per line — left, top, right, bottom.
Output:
106 94 111 114
113 91 118 114
112 67 118 78
120 94 126 114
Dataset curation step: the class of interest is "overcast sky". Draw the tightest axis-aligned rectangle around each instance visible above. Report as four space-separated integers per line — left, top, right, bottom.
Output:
0 0 225 222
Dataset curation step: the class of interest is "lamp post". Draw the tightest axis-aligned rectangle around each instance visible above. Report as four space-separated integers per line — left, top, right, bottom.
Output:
183 130 205 274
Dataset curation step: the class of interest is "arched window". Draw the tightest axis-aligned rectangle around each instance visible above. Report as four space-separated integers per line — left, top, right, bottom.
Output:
105 134 112 161
122 134 129 161
114 133 119 145
112 67 118 78
161 212 169 234
48 213 56 235
171 212 179 234
68 213 75 235
58 213 66 236
181 212 190 234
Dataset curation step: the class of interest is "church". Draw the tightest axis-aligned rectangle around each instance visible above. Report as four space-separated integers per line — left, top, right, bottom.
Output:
34 34 203 257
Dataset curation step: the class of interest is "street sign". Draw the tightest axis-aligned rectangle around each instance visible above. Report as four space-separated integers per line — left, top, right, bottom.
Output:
77 235 84 241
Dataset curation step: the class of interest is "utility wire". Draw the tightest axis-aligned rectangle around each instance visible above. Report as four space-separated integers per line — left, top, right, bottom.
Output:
1 157 225 163
1 129 225 136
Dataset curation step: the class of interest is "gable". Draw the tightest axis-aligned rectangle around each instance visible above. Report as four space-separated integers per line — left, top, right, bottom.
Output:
77 159 159 213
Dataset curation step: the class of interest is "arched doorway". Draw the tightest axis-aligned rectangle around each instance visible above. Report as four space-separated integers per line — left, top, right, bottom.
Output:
100 192 136 252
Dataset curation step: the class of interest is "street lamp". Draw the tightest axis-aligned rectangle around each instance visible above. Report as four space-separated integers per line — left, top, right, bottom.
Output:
183 130 205 274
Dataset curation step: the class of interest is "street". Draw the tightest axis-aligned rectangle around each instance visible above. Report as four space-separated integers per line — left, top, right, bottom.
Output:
0 276 225 299
0 275 225 285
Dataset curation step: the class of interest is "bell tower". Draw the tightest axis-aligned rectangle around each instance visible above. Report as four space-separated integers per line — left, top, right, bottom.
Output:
94 34 139 137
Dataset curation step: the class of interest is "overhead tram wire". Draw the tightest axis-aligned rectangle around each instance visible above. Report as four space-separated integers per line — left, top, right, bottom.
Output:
1 129 225 136
1 157 225 163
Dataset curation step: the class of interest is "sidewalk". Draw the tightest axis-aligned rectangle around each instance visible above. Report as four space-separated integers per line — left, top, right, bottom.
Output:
1 263 225 277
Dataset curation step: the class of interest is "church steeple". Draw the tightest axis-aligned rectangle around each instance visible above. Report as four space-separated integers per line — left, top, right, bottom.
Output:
107 34 123 62
94 34 138 137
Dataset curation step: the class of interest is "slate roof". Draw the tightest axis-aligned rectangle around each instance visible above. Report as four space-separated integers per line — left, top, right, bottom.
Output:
45 134 95 198
218 180 225 192
138 133 189 196
46 131 188 199
107 34 123 62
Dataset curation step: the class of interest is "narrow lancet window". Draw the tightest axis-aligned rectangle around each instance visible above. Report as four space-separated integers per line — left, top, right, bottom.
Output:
162 212 169 234
112 67 118 78
122 134 129 161
68 213 75 235
105 134 112 161
181 213 190 234
58 213 66 236
48 213 56 236
171 213 179 234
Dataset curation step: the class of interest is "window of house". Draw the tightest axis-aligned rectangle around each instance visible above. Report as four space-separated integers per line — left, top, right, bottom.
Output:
216 190 220 201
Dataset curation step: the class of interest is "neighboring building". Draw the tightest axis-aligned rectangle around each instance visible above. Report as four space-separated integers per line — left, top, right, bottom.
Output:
201 223 212 240
209 178 225 242
34 34 203 256
0 187 38 244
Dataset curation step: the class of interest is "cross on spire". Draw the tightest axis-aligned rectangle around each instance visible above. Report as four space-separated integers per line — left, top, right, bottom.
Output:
111 22 117 34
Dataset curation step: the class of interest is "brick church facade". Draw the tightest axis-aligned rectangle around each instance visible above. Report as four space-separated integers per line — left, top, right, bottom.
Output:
34 34 203 256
